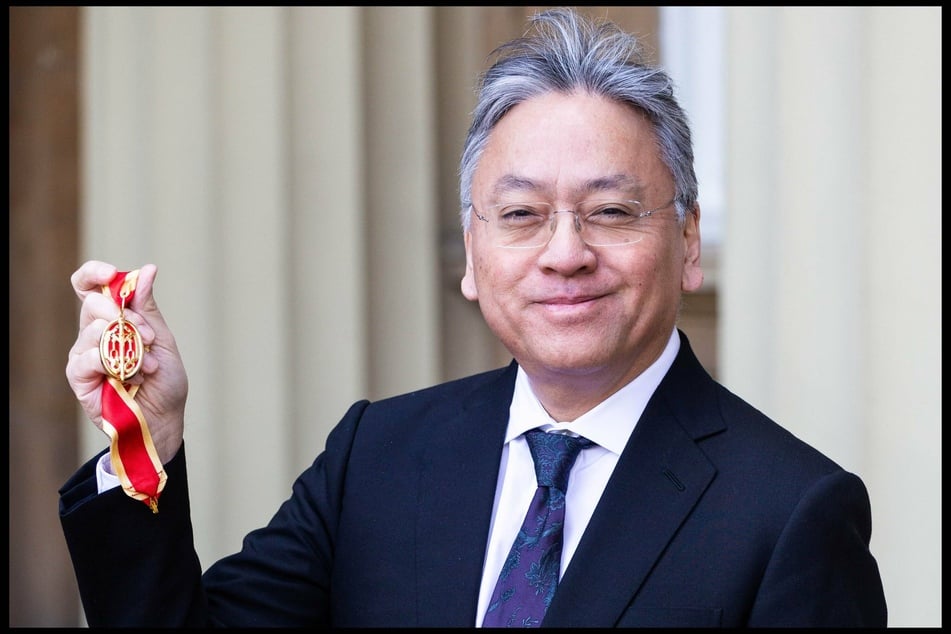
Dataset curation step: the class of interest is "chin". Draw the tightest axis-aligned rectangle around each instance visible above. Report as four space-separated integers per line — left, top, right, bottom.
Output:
519 344 617 376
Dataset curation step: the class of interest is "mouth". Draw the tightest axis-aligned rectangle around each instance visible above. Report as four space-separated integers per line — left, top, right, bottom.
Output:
536 292 605 306
533 293 607 320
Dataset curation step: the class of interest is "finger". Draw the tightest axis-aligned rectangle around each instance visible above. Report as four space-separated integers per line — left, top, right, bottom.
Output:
137 343 159 378
69 317 108 361
68 344 108 383
76 291 156 341
64 337 107 412
78 292 117 332
70 260 118 303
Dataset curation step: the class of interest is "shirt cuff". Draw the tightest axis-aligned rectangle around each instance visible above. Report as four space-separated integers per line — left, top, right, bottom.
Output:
95 452 121 494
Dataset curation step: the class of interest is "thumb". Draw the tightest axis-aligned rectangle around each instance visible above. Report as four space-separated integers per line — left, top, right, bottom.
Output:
128 263 159 315
126 264 177 348
127 264 171 327
129 264 178 354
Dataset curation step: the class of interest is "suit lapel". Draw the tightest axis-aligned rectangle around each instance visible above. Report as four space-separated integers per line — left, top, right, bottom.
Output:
410 333 723 627
414 363 516 627
544 333 724 627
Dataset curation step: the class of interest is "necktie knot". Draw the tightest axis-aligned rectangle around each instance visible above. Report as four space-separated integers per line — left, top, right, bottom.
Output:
525 429 594 492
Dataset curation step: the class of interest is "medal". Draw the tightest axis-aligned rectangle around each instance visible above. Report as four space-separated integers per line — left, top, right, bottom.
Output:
98 270 166 513
99 288 144 381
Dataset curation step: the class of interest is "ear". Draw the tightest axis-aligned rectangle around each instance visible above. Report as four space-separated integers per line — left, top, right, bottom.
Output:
460 230 479 301
681 205 704 292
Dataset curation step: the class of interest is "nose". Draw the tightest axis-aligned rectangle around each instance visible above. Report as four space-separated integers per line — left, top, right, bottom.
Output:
549 210 582 237
537 210 596 273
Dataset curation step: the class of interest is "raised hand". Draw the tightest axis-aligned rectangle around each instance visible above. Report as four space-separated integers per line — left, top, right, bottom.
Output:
66 260 188 465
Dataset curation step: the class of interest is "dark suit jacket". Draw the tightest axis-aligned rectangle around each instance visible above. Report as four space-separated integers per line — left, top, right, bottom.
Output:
59 331 887 627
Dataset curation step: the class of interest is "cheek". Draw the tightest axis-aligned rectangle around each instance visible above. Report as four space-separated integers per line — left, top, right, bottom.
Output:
471 255 526 305
473 259 502 296
633 246 681 292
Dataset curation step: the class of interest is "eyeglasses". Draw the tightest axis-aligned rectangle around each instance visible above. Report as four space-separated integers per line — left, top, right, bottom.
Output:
472 198 676 248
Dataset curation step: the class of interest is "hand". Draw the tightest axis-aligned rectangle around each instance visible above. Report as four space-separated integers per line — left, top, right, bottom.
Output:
66 260 188 465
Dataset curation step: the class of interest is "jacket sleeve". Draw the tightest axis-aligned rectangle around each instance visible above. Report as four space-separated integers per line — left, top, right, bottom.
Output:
747 469 888 627
58 399 369 627
59 445 207 626
200 400 367 626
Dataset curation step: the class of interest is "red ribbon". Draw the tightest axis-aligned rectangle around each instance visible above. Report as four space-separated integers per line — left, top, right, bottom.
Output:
100 270 166 513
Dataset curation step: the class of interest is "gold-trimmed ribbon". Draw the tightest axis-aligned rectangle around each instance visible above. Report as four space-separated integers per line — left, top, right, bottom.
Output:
99 270 166 513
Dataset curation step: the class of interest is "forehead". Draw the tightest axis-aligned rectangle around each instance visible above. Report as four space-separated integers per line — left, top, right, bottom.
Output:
487 173 648 201
473 91 669 200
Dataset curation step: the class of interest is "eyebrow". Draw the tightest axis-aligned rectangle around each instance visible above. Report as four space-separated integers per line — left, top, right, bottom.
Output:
489 173 645 199
490 174 539 198
581 175 643 196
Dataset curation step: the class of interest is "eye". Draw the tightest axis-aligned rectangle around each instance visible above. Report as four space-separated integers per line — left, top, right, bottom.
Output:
586 202 639 225
497 204 548 226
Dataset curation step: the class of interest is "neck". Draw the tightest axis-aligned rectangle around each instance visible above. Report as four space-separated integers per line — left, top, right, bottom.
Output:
523 356 656 423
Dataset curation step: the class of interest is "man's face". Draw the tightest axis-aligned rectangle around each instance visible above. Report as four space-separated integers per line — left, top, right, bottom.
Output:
462 91 703 389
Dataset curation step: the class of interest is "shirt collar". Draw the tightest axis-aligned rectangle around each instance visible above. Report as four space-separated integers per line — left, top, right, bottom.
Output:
505 327 681 455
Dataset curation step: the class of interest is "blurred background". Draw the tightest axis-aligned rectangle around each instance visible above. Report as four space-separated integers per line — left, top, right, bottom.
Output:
10 6 940 627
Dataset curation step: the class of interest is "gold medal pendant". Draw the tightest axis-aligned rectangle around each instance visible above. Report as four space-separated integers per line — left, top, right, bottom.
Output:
99 309 144 382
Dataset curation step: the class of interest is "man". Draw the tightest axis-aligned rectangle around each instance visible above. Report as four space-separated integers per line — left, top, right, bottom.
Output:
61 8 887 627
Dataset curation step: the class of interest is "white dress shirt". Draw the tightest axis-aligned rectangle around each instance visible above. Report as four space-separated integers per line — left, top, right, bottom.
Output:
474 327 680 626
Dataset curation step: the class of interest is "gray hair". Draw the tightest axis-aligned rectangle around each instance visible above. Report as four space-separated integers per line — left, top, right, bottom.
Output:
458 8 697 230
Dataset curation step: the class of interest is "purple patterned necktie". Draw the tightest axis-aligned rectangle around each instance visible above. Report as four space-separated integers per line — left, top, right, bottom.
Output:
483 429 594 628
